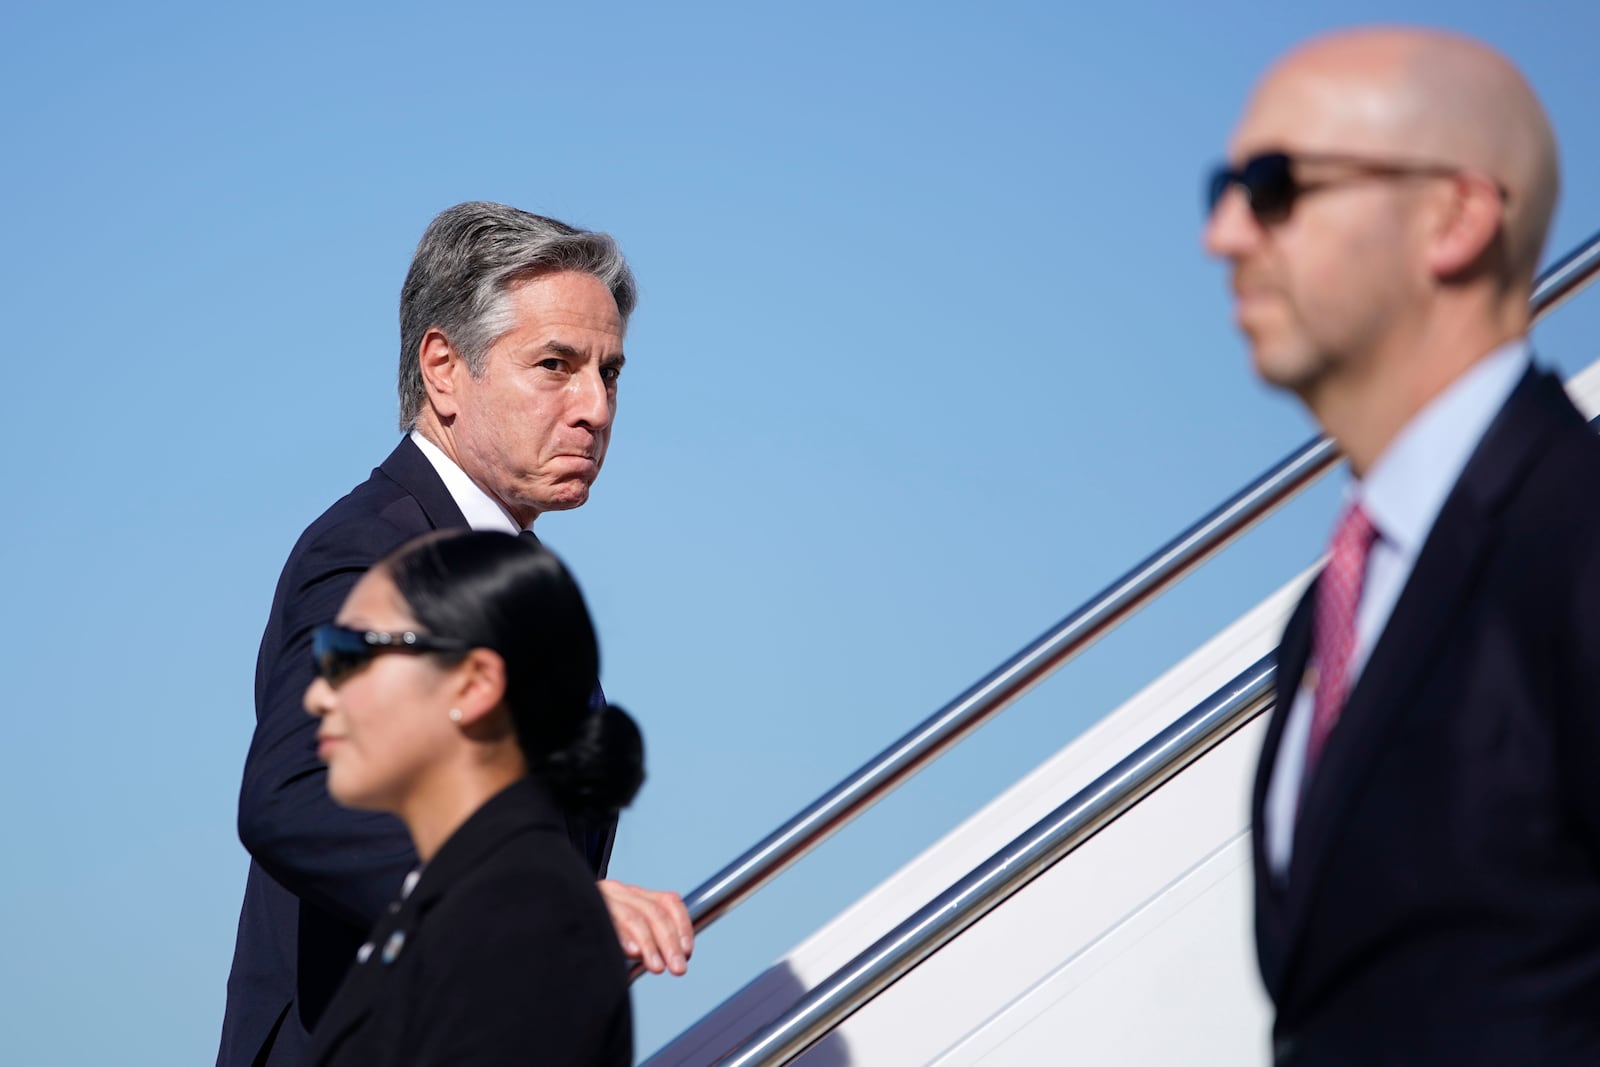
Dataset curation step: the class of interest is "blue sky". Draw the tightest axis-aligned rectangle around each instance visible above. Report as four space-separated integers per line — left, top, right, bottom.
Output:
5 1 1600 1062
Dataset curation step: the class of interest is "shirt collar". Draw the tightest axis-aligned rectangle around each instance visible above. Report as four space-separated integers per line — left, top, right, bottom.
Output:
408 430 530 535
1355 338 1530 556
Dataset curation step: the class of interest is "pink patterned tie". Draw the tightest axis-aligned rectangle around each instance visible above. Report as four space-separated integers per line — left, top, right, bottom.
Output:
1302 502 1379 779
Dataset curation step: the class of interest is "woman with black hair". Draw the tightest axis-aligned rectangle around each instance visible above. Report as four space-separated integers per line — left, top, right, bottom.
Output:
302 529 641 1066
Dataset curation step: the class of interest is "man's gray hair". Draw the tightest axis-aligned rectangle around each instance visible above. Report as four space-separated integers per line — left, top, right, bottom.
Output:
397 201 638 430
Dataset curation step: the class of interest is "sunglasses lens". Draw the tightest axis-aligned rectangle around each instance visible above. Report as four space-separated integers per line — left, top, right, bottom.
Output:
1241 154 1296 223
320 650 370 686
1205 166 1232 217
1207 154 1300 224
312 626 373 687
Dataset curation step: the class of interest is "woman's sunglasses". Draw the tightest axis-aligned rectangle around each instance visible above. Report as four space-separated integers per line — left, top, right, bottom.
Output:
1206 150 1479 226
311 624 468 687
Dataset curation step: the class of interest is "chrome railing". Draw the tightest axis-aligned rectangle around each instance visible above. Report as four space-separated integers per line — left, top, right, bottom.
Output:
1532 229 1600 313
674 437 1334 936
671 228 1600 949
717 413 1600 1067
685 226 1600 1063
716 655 1278 1066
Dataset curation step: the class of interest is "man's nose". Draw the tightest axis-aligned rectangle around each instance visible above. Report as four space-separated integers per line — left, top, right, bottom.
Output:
572 366 615 430
1203 186 1260 260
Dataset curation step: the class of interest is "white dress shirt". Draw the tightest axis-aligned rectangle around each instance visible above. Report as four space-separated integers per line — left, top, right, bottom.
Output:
1264 339 1532 877
408 430 531 535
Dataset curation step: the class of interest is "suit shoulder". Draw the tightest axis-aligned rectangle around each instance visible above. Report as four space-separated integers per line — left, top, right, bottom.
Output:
279 467 432 578
1492 426 1600 602
402 832 631 1066
441 825 612 925
1509 424 1600 523
416 827 626 998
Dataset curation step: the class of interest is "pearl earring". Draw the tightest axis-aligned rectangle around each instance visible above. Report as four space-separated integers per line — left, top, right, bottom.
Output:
448 707 463 723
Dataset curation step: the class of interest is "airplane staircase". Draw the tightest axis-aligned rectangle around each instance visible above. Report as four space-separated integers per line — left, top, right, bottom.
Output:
643 231 1600 1066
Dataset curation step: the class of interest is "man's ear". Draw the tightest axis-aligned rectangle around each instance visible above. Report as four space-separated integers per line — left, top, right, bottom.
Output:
419 328 465 421
1427 174 1505 280
450 648 509 731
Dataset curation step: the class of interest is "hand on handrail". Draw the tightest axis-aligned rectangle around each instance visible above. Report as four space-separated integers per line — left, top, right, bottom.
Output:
601 879 694 977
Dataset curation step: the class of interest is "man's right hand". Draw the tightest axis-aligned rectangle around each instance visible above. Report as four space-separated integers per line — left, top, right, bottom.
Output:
598 879 693 975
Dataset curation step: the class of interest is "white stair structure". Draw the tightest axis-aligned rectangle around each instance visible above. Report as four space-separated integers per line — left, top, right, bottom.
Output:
647 299 1600 1065
648 576 1303 1066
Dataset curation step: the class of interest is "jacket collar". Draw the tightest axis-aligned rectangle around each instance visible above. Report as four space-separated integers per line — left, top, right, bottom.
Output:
377 435 468 531
305 777 569 1064
409 777 569 910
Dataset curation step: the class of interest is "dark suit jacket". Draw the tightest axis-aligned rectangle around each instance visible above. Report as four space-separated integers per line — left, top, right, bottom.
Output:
306 777 632 1067
220 438 616 1067
1251 368 1600 1066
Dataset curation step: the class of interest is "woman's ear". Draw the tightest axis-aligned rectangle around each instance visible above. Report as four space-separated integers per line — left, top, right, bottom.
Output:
449 648 508 727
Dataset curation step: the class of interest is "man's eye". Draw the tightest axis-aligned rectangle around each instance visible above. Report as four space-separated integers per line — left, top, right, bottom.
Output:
601 366 622 384
537 358 565 371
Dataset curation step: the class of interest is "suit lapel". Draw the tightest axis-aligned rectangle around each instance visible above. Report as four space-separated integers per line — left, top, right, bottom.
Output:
378 436 468 531
1277 367 1575 974
1253 585 1315 993
1255 586 1315 833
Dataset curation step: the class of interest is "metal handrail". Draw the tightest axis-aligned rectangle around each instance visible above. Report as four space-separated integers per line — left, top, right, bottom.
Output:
715 655 1278 1066
1532 229 1600 314
716 412 1600 1067
671 226 1600 945
674 440 1333 937
692 227 1600 1063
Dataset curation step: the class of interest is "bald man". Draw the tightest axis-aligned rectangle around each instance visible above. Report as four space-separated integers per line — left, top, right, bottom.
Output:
1206 28 1600 1065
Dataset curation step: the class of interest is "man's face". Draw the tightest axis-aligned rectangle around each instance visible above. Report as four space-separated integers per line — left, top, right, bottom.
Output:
448 270 625 524
1203 66 1428 399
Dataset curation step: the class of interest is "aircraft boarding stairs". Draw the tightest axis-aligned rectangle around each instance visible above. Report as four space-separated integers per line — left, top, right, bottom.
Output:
645 232 1600 1067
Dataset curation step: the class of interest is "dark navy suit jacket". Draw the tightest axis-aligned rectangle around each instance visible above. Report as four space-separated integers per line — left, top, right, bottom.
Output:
306 777 631 1067
219 437 615 1067
1252 369 1600 1066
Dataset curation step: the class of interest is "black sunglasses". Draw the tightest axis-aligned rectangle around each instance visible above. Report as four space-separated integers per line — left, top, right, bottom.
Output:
311 623 469 687
1206 150 1476 225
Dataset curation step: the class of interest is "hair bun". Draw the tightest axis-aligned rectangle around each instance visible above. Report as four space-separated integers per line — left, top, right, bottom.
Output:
537 704 644 820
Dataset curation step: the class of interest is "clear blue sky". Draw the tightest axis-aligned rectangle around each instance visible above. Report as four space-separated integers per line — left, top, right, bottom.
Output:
5 1 1600 1062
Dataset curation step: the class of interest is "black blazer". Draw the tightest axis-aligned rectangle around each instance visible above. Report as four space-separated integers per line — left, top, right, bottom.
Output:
220 438 616 1067
1251 369 1600 1066
307 777 632 1067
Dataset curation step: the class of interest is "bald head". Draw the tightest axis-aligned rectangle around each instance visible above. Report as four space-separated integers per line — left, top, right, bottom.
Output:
1206 28 1563 474
1245 28 1558 287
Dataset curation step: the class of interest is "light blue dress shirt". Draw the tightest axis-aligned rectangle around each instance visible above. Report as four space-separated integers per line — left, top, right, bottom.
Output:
1264 339 1533 877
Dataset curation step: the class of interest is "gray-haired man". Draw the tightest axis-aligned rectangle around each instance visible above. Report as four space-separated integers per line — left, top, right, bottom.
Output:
219 203 692 1067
